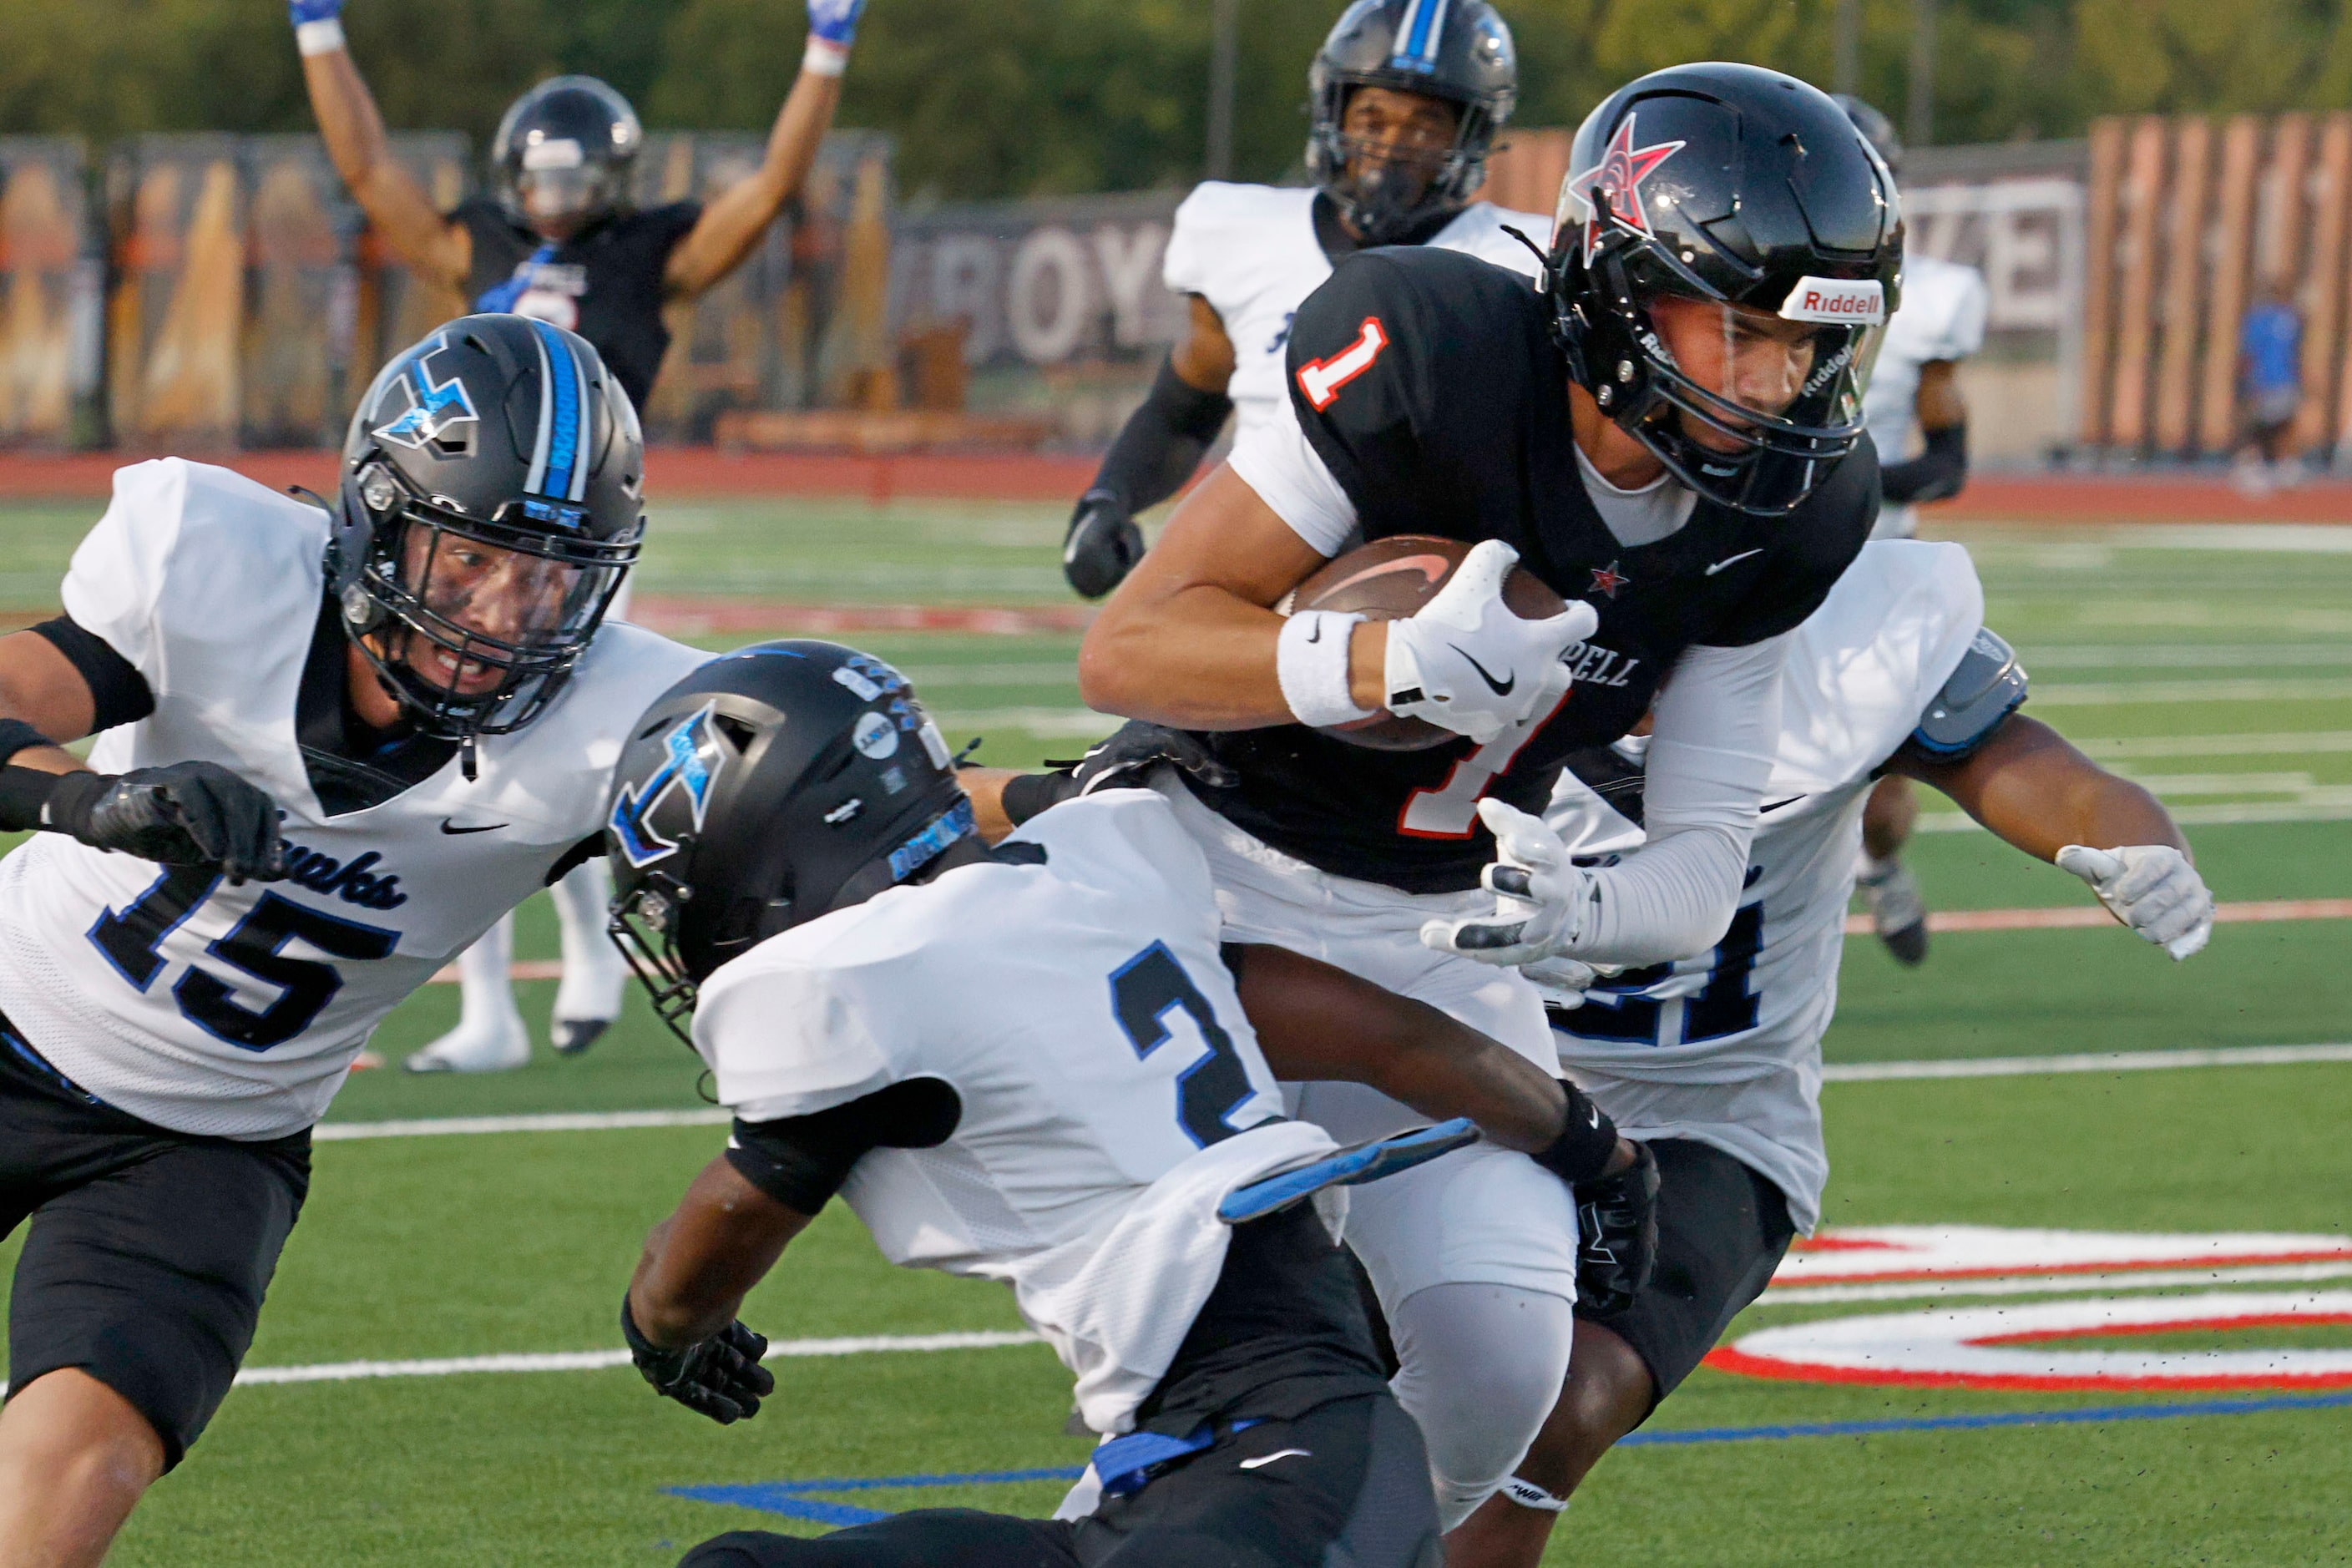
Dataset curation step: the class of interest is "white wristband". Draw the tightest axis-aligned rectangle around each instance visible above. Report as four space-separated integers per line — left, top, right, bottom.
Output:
1500 1475 1569 1513
296 17 346 55
1277 610 1373 729
802 34 852 76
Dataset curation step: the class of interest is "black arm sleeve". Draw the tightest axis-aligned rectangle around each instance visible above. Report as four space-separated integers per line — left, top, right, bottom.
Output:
28 617 154 732
1880 422 1969 506
725 1078 963 1216
999 769 1077 828
1087 357 1234 514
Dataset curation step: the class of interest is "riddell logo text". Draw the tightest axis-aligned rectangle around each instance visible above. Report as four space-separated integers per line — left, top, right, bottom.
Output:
1778 278 1885 326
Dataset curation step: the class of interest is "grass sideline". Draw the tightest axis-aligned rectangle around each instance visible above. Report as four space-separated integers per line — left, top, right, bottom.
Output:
0 502 2346 1563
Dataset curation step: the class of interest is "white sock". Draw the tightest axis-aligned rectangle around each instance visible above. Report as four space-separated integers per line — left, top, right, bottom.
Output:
551 857 625 1024
460 914 520 1024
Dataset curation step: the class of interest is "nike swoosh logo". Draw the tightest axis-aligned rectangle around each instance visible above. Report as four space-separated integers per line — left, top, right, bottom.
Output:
1451 646 1515 696
1705 549 1765 576
1759 795 1807 813
439 818 508 836
1239 1449 1313 1470
1305 621 1323 644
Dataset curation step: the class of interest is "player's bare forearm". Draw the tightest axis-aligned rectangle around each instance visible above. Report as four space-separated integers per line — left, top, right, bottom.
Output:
666 69 843 297
0 632 97 766
301 50 468 285
1170 296 1238 392
1898 715 2189 865
958 768 1022 844
1078 466 1384 726
1232 943 1568 1151
1914 358 1968 432
629 1157 812 1349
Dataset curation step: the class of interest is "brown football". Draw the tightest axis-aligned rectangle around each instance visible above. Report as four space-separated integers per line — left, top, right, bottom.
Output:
1278 534 1569 751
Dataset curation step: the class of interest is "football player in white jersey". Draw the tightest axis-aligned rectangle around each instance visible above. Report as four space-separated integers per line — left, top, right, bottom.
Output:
1835 94 1995 967
0 315 706 1565
1060 0 1546 598
1438 539 2213 1567
597 643 1649 1568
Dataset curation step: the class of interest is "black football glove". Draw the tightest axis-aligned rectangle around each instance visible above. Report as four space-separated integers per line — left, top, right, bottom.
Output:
622 1297 775 1424
42 762 286 884
1069 720 1238 797
1063 488 1145 599
1572 1141 1660 1320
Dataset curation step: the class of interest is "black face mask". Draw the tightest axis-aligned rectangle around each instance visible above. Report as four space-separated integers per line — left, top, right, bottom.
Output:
1332 144 1458 248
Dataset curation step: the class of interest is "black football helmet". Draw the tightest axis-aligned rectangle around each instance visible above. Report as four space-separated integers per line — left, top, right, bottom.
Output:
493 75 643 238
604 641 974 1040
331 314 644 744
1833 95 1904 180
1306 0 1518 245
1548 63 1903 516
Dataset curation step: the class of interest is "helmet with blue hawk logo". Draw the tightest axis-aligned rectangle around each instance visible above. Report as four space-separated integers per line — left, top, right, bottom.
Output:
603 641 975 1042
330 313 645 748
1306 0 1518 246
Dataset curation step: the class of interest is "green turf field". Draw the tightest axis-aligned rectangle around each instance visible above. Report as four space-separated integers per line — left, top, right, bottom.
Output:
0 497 2348 1565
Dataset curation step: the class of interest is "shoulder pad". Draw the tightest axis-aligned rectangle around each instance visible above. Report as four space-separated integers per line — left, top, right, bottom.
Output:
1909 625 2026 759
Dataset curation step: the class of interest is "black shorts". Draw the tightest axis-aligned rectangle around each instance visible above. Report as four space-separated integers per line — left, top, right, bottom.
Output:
0 1014 311 1469
1576 1137 1794 1413
678 1393 1441 1568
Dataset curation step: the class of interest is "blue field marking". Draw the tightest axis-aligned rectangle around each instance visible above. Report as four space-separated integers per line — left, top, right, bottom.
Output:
670 1389 2352 1524
670 1468 1086 1525
1620 1388 2352 1448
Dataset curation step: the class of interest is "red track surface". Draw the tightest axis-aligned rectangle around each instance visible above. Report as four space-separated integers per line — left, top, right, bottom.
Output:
5 448 2350 520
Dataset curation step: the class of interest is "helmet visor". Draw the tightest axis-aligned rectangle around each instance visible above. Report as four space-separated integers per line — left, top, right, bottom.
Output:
1643 296 1882 458
513 165 620 233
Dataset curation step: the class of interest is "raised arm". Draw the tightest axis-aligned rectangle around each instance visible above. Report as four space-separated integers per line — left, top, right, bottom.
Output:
293 2 470 288
661 0 862 300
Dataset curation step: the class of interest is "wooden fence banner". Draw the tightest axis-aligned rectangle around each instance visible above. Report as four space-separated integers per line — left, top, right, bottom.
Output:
0 138 100 448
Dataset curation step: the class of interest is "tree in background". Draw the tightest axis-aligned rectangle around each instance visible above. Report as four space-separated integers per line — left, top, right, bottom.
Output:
5 0 2352 198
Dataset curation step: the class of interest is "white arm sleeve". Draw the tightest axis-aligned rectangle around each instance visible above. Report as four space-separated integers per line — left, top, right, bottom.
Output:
1226 393 1358 557
1569 634 1789 965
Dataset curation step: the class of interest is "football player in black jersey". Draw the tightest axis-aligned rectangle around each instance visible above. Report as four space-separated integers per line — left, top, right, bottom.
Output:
1062 0 1532 598
1075 63 1899 1533
293 0 870 1070
296 0 867 412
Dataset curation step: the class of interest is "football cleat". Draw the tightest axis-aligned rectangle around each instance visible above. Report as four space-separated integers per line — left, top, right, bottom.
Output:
1218 1119 1480 1225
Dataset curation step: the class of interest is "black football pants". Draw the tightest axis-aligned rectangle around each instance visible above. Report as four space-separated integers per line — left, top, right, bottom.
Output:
678 1393 1441 1568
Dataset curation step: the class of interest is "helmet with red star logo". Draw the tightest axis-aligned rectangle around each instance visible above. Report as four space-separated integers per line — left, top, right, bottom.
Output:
1545 63 1903 517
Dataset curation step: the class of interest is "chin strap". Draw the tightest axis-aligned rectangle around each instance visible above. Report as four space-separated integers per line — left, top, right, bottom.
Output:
1500 1475 1570 1514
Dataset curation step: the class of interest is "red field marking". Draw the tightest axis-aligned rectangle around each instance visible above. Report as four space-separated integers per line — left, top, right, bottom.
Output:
628 598 1095 637
1702 1344 2352 1393
1840 897 2352 937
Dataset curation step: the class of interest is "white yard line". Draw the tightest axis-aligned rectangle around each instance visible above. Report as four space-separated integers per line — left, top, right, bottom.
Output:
316 1044 2352 1144
314 1108 730 1141
1822 1041 2352 1083
2032 677 2352 706
1760 1261 2352 1307
2074 730 2352 759
1837 897 2352 935
1919 798 2352 830
232 1331 1040 1387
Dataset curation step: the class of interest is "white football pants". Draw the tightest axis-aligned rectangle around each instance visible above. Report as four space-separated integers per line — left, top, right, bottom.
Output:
1153 777 1580 1528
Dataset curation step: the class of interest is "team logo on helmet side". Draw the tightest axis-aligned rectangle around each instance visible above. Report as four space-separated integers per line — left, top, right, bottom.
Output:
609 702 729 869
1560 114 1687 266
371 334 479 453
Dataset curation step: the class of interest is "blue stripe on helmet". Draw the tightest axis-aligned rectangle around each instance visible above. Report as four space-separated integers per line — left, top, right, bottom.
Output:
530 319 583 501
1390 0 1448 71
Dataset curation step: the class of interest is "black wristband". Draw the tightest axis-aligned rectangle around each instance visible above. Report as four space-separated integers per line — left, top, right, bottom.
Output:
1530 1080 1621 1186
33 770 109 839
1000 770 1077 827
0 719 52 769
1882 422 1967 505
0 766 61 833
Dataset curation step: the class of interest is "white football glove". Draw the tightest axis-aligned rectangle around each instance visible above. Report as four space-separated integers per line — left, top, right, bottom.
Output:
2053 843 2213 960
1382 541 1598 746
1421 798 1598 968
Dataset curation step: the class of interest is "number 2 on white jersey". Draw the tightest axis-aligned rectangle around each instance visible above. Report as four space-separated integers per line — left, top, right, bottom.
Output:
1397 689 1565 839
